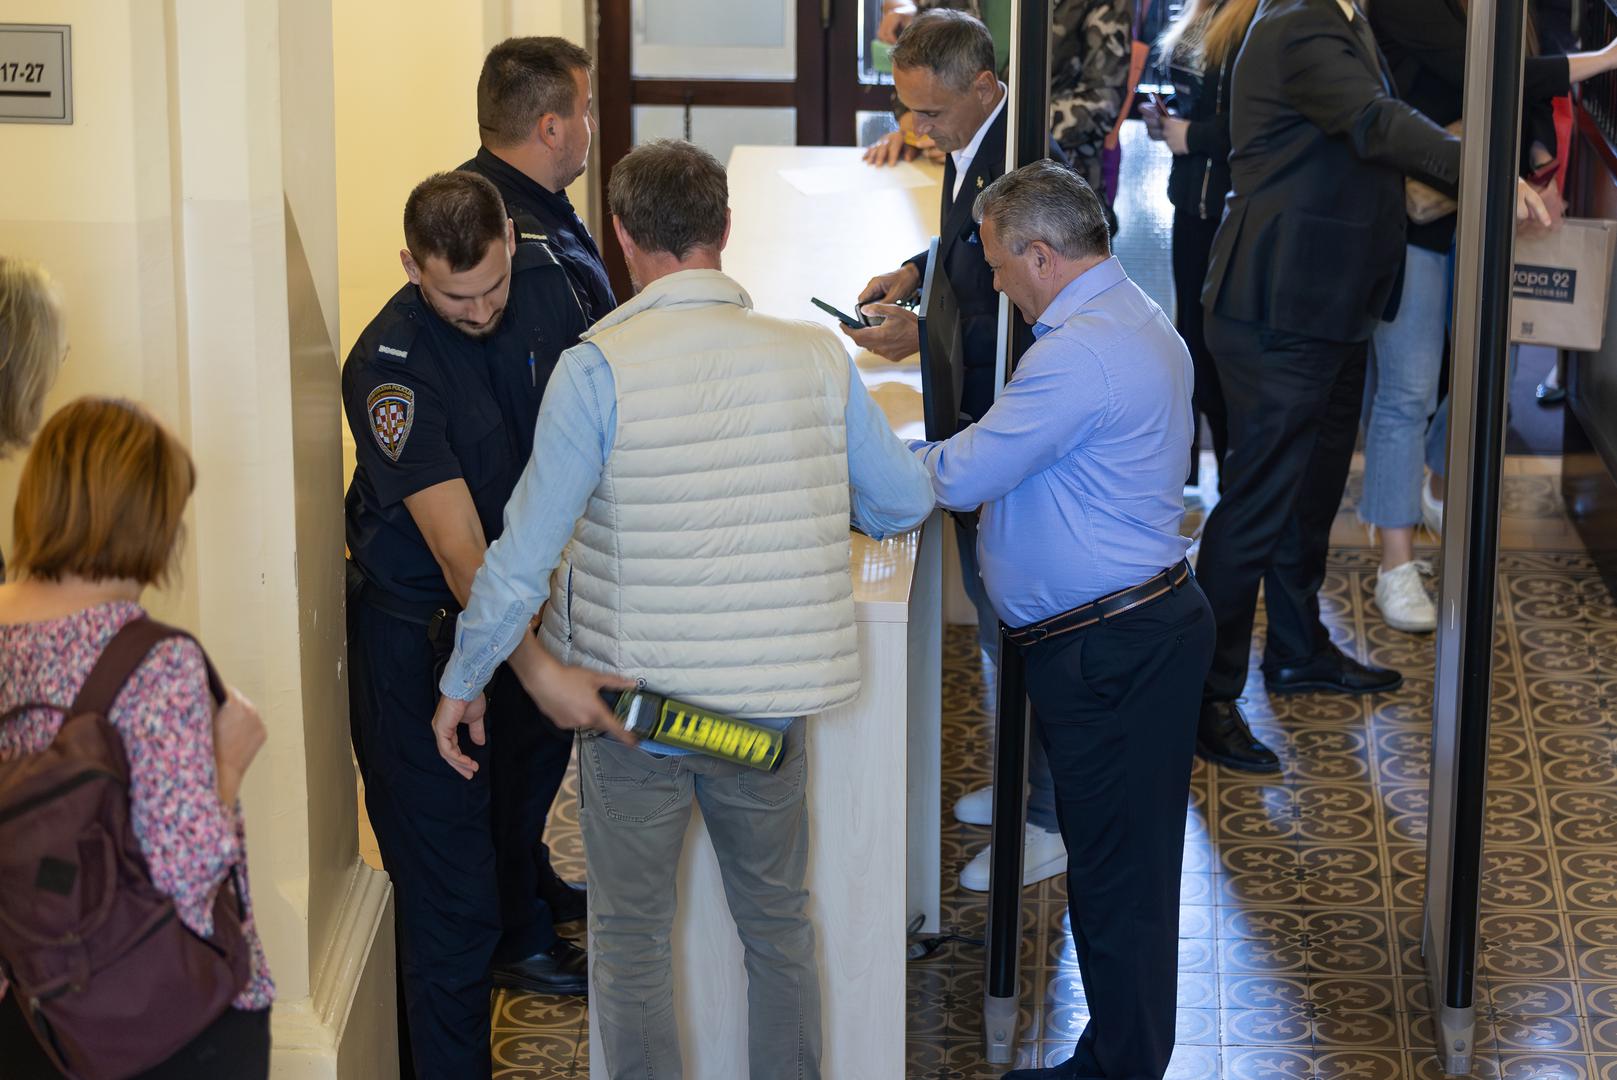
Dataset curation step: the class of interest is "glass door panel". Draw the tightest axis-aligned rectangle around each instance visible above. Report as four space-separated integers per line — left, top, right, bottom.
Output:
633 0 797 79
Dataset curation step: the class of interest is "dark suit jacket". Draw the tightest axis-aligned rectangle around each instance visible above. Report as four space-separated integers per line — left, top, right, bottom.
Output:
904 105 1013 422
1202 0 1462 344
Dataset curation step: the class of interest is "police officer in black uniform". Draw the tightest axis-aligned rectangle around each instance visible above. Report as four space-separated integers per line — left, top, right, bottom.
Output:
462 36 616 325
343 171 609 1078
459 37 617 925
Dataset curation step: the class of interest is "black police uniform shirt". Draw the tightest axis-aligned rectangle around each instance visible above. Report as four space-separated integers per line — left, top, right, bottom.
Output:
342 240 587 607
461 148 617 324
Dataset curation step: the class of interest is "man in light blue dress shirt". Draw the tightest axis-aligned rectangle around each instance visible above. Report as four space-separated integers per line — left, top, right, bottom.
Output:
910 161 1214 1080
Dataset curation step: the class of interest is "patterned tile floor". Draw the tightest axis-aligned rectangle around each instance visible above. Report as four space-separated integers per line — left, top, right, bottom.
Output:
488 465 1617 1078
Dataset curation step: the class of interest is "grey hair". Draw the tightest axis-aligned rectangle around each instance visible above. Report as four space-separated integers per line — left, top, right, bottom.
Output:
0 258 67 455
889 9 996 92
972 160 1111 259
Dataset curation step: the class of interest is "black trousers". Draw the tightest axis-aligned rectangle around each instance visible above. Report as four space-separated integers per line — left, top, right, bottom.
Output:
0 995 270 1080
347 596 572 1079
1021 577 1213 1080
1172 210 1229 486
1197 314 1369 701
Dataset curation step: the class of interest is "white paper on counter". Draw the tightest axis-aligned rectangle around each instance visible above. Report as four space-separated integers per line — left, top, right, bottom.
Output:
779 161 935 197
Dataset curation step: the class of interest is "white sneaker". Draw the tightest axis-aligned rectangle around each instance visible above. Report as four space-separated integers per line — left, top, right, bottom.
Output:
1422 477 1444 537
954 786 993 826
958 825 1067 892
1376 560 1437 633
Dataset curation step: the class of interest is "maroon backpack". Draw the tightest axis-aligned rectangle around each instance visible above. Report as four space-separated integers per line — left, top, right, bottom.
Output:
0 617 252 1080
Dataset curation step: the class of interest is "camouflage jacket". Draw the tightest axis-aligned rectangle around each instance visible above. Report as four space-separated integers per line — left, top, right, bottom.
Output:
1050 0 1134 192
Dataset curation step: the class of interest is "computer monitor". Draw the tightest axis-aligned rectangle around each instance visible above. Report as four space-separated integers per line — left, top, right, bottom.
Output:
918 237 968 442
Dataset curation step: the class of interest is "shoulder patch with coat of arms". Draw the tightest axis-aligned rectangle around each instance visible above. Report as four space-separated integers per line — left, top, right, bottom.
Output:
367 383 415 462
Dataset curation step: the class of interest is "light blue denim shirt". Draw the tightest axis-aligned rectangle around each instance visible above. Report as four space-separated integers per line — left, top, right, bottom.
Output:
910 257 1193 628
439 341 936 702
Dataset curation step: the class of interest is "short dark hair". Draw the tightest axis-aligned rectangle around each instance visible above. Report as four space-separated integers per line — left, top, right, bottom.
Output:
404 172 508 272
607 140 728 258
889 9 996 92
478 37 594 147
973 160 1111 259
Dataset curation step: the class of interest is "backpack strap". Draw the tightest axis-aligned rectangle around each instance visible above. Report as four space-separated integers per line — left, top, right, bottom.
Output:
69 617 227 719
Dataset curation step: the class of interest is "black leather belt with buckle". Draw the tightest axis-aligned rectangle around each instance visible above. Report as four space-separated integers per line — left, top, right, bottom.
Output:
1004 560 1192 649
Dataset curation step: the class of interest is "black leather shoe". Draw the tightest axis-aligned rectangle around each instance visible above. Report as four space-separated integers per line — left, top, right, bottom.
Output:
1536 381 1566 405
491 938 588 996
536 864 587 925
1265 642 1403 696
1197 701 1280 773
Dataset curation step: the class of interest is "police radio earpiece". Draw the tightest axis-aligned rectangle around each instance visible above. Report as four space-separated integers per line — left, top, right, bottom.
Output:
599 688 785 772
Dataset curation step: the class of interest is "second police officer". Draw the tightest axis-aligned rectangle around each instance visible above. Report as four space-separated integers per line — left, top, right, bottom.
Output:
458 34 618 924
462 36 616 324
342 170 630 1077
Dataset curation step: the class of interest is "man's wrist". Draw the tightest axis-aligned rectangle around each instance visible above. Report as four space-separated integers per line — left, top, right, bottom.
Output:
437 657 482 702
508 632 554 697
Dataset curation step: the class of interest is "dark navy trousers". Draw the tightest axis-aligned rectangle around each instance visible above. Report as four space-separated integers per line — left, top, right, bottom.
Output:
1020 577 1214 1080
347 596 571 1078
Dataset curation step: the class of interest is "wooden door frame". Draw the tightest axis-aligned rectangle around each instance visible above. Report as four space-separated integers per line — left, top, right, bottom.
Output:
825 0 899 145
596 0 832 297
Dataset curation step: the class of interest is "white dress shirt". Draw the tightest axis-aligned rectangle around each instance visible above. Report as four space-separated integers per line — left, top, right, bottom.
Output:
952 84 1008 202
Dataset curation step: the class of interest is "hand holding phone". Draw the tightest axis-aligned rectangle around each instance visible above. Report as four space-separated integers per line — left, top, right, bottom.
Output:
1141 92 1169 140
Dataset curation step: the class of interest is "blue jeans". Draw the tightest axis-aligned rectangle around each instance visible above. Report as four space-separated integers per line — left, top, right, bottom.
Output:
955 518 1059 833
1362 245 1450 528
1426 348 1520 481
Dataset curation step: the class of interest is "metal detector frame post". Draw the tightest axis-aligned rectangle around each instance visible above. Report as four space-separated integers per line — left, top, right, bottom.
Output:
982 0 1051 1064
1422 0 1528 1073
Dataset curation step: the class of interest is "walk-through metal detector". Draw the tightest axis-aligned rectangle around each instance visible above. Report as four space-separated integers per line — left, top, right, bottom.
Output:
1424 0 1530 1073
981 0 1050 1063
979 0 1530 1069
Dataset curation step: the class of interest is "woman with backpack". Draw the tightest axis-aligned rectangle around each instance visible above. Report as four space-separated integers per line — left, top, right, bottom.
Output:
0 397 273 1079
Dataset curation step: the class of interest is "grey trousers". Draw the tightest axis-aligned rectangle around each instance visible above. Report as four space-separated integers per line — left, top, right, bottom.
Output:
579 721 821 1080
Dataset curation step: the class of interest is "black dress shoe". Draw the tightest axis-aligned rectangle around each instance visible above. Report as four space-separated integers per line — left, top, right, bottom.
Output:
491 938 588 996
1536 381 1567 405
1197 700 1280 773
1265 642 1402 696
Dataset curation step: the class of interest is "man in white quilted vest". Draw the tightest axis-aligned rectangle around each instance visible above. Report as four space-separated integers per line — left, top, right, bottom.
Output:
431 138 936 1079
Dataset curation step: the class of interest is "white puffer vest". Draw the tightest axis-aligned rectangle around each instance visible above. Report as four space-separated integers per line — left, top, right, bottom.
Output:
537 269 860 718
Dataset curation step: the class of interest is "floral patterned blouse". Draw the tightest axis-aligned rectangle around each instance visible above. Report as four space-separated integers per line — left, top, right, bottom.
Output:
0 601 274 1011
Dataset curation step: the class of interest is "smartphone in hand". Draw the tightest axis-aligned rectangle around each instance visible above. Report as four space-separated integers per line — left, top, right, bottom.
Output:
812 297 868 329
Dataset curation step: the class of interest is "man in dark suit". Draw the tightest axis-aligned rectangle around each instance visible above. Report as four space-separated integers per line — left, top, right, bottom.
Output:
849 9 1072 894
851 8 1006 425
1195 0 1548 773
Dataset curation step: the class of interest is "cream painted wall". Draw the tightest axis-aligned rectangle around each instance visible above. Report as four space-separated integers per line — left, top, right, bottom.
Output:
0 4 191 619
333 0 597 368
332 3 486 365
1 2 393 1074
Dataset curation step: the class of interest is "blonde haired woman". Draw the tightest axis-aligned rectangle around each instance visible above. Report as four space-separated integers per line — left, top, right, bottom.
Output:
1140 0 1259 496
0 257 69 582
